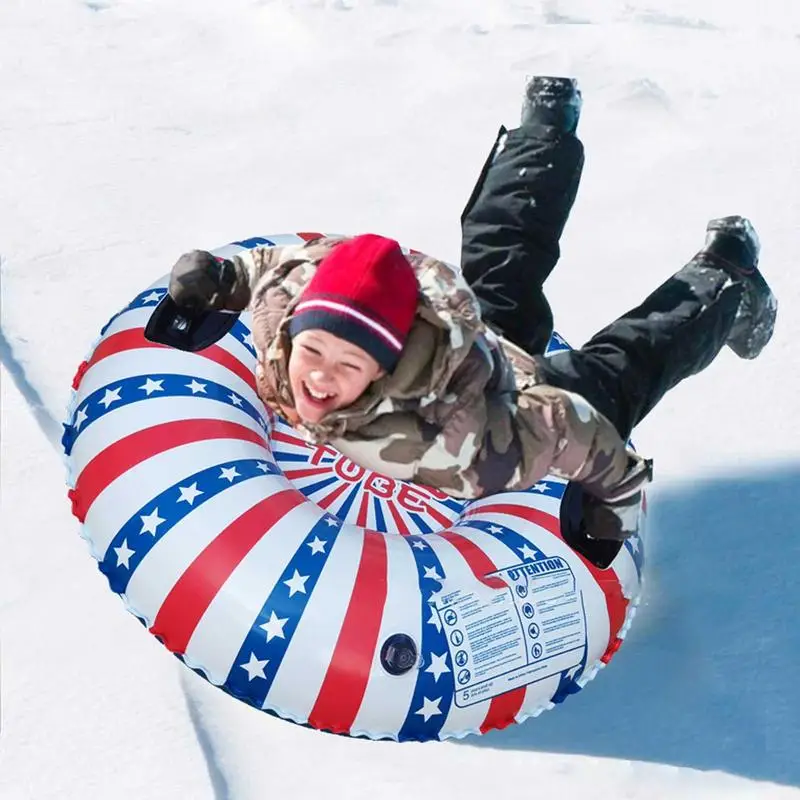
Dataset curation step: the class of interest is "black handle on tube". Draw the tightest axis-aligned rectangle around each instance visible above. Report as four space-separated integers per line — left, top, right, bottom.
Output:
144 294 240 352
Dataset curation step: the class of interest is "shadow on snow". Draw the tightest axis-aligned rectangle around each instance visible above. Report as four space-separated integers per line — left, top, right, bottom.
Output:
466 464 800 788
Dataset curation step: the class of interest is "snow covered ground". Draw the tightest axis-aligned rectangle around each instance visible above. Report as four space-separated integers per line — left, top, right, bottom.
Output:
2 0 799 798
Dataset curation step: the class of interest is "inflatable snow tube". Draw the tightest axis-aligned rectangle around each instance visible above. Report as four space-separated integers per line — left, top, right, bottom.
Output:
63 232 646 742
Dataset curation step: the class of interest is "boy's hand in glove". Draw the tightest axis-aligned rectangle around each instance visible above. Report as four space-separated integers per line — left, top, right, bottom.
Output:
582 456 653 541
168 250 251 313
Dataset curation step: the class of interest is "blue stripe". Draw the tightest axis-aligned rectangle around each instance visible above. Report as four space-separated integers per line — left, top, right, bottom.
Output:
372 496 386 530
100 459 280 593
397 535 454 742
271 451 313 463
298 475 340 498
63 373 263 455
433 496 468 514
232 236 275 249
408 513 433 534
334 482 362 520
222 513 344 708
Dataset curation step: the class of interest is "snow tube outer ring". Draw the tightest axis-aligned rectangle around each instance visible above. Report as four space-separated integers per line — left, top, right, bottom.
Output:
62 233 646 742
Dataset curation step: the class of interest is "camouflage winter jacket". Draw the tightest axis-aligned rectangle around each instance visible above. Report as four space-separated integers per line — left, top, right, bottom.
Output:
228 236 648 501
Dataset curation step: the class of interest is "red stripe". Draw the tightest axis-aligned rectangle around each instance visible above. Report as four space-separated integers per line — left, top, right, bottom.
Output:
479 688 526 734
386 501 410 535
308 531 388 733
71 359 90 389
282 466 333 480
464 503 559 535
87 328 160 367
150 490 306 654
296 231 325 242
466 502 629 660
356 490 371 527
436 529 526 731
71 420 264 521
423 502 455 530
86 328 256 391
270 429 312 448
316 481 350 510
436 531 506 590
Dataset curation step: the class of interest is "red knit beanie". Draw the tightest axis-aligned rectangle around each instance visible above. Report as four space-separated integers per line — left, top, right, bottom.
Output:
288 234 419 371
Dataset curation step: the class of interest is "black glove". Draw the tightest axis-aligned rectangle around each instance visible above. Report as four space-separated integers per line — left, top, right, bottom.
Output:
168 250 251 313
581 457 653 541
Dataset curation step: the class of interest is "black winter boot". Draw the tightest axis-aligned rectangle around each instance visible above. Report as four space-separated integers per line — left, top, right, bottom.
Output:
699 215 777 359
520 76 582 134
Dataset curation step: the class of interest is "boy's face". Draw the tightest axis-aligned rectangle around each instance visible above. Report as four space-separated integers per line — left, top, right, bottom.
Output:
287 329 385 424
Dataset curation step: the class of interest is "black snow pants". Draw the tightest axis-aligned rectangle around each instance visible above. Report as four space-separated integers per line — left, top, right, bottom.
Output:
460 124 744 442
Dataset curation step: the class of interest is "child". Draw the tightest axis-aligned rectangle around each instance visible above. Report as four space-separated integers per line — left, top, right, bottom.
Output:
166 77 776 541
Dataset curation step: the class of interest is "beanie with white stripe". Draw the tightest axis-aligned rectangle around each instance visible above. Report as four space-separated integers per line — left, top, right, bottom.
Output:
288 234 419 372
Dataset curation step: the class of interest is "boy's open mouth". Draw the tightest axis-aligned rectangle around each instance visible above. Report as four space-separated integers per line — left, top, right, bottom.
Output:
302 381 336 407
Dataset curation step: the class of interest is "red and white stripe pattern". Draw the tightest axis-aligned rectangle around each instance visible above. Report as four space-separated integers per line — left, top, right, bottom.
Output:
63 233 645 742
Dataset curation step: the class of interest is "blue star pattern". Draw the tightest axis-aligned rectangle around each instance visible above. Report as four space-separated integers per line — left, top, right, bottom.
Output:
624 532 645 581
550 592 589 705
544 331 571 355
223 513 344 708
230 319 257 358
101 458 279 593
398 535 454 741
458 518 550 564
231 236 275 249
62 373 265 455
518 478 567 500
99 287 168 336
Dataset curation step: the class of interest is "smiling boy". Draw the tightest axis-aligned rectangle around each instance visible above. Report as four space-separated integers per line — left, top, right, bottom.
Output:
289 329 385 424
280 233 415 426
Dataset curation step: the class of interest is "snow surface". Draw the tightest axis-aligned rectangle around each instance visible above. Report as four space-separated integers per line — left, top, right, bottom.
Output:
2 0 799 798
